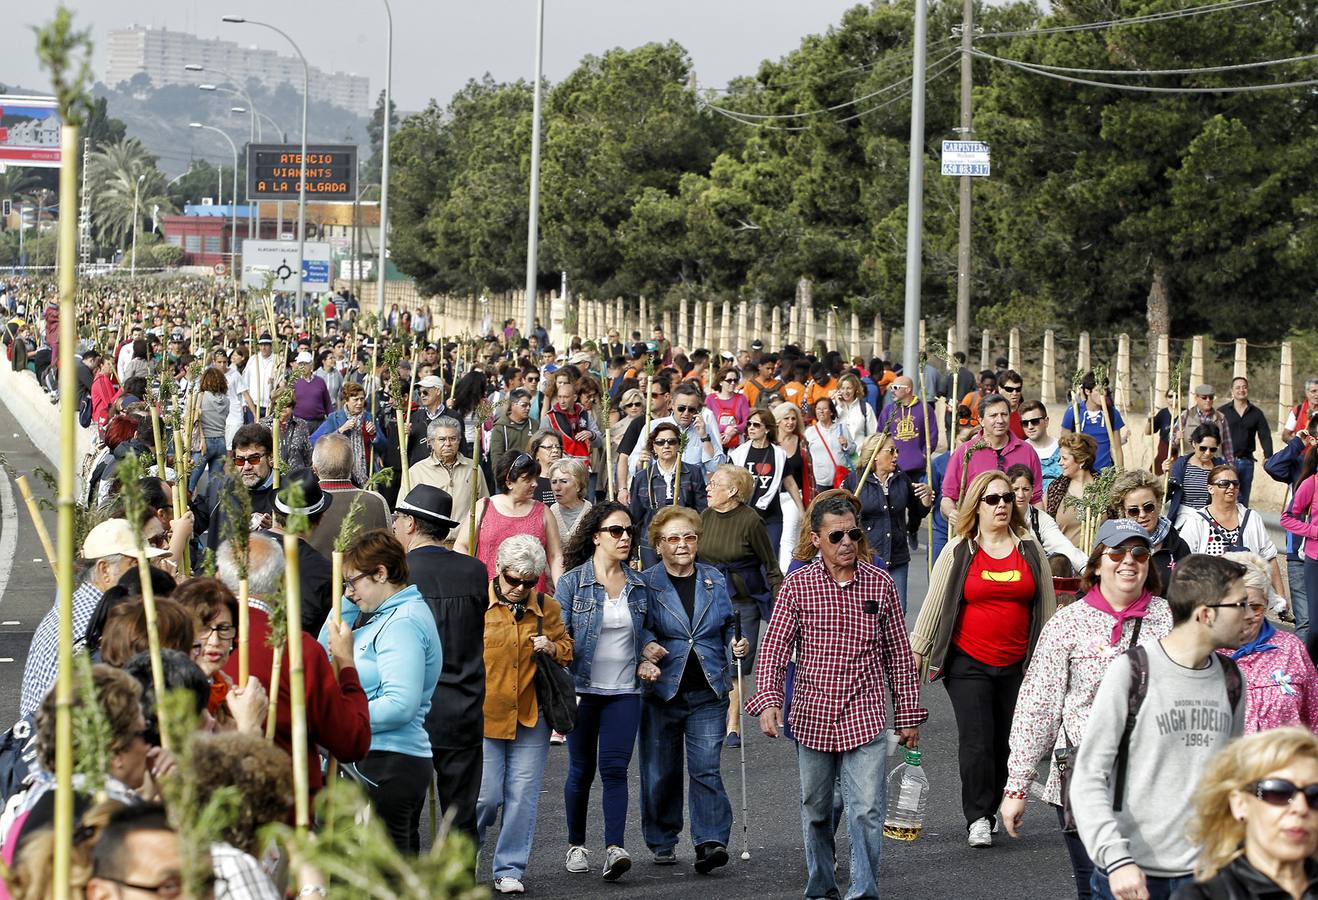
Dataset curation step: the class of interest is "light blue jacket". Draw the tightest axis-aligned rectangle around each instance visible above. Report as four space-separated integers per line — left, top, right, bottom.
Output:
556 559 648 693
640 562 736 701
319 584 441 758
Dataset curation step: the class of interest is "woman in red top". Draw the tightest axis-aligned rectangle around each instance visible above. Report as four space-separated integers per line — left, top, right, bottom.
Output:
911 470 1055 849
706 365 749 449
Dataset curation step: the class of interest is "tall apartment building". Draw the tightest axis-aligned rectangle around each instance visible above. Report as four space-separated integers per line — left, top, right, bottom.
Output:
105 26 370 116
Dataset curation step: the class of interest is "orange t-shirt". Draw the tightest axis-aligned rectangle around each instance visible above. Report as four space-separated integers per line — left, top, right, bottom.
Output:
806 378 836 414
782 381 807 412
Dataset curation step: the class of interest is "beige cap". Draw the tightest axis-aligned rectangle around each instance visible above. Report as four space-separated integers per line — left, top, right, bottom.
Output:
82 518 170 560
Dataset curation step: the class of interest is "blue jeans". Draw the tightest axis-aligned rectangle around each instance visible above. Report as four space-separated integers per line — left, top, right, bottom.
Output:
1291 552 1310 642
477 715 549 881
888 563 909 613
1090 869 1191 900
1235 458 1256 506
1054 805 1093 900
797 734 889 900
565 693 640 847
189 436 227 492
640 685 732 852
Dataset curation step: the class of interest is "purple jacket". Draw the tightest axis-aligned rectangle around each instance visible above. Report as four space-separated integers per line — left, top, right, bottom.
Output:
941 431 1043 504
292 375 333 422
876 399 938 475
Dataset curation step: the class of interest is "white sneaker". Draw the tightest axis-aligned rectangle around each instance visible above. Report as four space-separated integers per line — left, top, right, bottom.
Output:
566 845 590 873
602 845 632 881
968 817 993 848
494 877 525 894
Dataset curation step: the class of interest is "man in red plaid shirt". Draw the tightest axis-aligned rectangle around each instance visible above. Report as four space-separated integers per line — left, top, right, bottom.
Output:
747 494 927 899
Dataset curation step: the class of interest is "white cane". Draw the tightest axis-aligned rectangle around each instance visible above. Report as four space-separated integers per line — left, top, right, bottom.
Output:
735 612 750 860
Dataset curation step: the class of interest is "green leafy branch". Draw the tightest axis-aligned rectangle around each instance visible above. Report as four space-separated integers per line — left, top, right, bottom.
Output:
33 6 93 125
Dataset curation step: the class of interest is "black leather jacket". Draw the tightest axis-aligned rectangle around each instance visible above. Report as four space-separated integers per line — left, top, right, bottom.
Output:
1173 856 1318 900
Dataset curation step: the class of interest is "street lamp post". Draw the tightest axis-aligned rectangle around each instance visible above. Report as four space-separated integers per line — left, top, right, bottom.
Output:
523 0 546 338
190 123 240 304
376 0 393 317
189 64 262 239
130 173 145 277
222 15 310 319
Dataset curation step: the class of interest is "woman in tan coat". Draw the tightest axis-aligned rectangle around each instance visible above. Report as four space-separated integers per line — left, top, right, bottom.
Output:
477 534 573 895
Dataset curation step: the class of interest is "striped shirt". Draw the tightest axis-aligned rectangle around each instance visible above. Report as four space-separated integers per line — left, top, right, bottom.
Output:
746 558 927 752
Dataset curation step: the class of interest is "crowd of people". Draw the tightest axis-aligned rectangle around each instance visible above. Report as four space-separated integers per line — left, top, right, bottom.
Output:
4 274 1318 899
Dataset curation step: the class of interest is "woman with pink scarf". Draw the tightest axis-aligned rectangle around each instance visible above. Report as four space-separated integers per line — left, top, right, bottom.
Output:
1217 551 1318 735
997 519 1174 900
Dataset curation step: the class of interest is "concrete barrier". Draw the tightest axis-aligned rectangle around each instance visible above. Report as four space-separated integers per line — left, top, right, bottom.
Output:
0 363 94 496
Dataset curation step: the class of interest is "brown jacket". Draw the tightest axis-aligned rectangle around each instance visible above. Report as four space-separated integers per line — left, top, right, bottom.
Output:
482 584 573 740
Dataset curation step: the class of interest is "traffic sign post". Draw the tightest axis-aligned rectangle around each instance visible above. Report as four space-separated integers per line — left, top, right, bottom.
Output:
240 239 332 293
941 140 990 177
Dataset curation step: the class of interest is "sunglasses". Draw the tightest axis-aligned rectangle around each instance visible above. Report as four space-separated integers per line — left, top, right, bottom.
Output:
653 437 679 447
1197 444 1219 453
747 420 766 429
624 401 642 409
675 405 699 414
231 452 265 467
1000 384 1022 393
1020 417 1044 428
1103 546 1152 563
980 492 1013 507
1249 779 1318 808
1124 501 1158 517
661 533 699 546
826 527 864 544
502 572 538 591
1211 479 1240 489
598 524 637 540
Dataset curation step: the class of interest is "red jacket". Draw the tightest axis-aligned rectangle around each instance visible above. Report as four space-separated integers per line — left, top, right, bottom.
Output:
222 603 371 793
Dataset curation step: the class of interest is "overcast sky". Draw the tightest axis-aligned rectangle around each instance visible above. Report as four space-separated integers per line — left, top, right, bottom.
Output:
11 0 870 112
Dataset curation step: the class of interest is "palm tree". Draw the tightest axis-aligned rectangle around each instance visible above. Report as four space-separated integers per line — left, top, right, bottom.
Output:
87 137 176 249
0 167 38 203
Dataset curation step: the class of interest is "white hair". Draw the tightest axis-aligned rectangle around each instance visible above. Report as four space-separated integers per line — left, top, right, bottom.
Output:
495 534 547 579
218 534 285 598
1221 551 1284 611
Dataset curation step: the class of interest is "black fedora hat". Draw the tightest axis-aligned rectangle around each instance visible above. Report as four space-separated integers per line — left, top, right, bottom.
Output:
274 468 333 516
396 485 460 529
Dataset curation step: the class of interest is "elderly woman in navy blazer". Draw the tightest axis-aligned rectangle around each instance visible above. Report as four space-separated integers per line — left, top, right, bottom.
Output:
637 505 749 874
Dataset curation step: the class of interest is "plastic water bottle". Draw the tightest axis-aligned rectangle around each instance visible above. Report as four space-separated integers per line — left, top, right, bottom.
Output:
883 748 929 841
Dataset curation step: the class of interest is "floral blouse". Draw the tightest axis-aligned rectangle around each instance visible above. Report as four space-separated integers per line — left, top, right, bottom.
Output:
1217 631 1318 735
1005 596 1174 805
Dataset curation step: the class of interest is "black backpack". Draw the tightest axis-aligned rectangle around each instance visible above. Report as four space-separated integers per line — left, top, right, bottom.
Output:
750 378 784 409
0 713 40 809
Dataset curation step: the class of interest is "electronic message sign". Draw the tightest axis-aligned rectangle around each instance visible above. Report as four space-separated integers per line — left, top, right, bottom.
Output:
246 143 356 202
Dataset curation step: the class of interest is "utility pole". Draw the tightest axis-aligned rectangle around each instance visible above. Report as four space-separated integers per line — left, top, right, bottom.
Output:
78 137 91 275
523 0 546 338
900 0 929 375
954 0 974 358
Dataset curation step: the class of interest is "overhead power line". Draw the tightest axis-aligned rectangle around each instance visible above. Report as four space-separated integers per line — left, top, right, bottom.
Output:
705 50 959 120
975 0 1282 39
972 48 1318 92
975 50 1318 77
699 35 960 95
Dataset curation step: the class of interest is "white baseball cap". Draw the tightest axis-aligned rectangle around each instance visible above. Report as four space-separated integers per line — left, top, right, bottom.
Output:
295 351 313 364
82 518 170 560
418 375 443 390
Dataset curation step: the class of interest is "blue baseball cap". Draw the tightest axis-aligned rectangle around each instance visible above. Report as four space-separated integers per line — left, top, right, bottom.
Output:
1092 518 1152 552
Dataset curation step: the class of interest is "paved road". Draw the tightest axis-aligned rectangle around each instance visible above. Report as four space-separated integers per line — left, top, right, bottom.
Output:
0 402 1076 899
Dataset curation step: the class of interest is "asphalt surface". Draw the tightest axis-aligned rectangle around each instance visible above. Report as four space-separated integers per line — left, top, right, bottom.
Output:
0 400 1077 899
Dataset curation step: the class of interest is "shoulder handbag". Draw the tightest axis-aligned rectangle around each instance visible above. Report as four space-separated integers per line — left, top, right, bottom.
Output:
813 423 849 489
533 611 578 734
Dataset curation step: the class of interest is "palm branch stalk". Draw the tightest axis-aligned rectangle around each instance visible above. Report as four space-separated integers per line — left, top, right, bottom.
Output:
219 465 253 684
279 479 312 831
15 475 57 564
468 400 493 549
117 453 171 752
918 350 936 574
599 379 614 500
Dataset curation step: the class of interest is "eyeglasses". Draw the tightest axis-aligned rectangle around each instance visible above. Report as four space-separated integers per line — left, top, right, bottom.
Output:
597 524 637 540
502 572 538 591
653 437 679 447
1249 778 1318 808
1103 546 1152 563
96 875 219 898
231 451 265 467
1001 384 1022 393
1207 601 1250 610
826 527 864 544
624 401 642 409
675 405 699 414
1210 479 1240 489
980 492 1013 507
1020 417 1044 428
535 444 559 453
661 533 699 546
1197 444 1219 453
198 622 236 641
1124 501 1158 517
343 572 371 595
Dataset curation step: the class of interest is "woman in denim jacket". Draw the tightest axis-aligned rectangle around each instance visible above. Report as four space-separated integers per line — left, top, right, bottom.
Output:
637 505 749 873
555 501 648 882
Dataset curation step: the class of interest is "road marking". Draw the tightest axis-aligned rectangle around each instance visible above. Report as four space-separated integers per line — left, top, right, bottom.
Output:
0 658 14 663
1 621 18 626
0 467 15 609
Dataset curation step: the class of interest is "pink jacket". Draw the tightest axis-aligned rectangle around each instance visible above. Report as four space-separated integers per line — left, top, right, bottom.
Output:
941 431 1043 505
1280 474 1318 561
1218 630 1318 734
